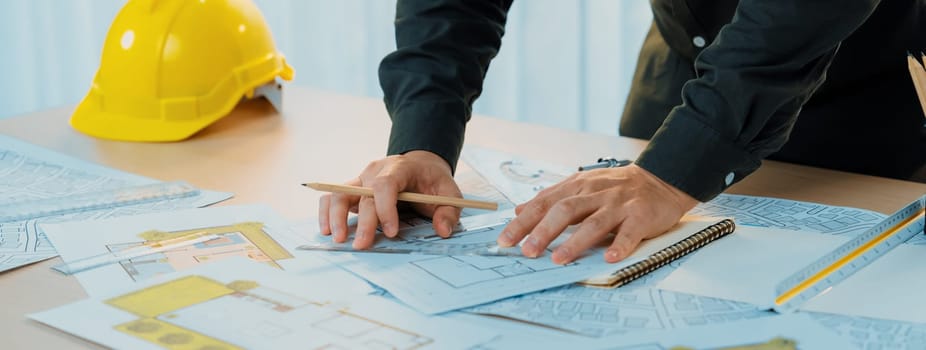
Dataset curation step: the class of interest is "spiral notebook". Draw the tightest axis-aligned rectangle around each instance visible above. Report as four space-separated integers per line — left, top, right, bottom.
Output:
579 218 737 288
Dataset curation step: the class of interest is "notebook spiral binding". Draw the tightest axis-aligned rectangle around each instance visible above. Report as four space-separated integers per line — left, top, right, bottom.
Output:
583 218 736 288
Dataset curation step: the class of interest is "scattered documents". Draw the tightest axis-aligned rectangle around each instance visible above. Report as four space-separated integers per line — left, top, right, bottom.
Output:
657 203 926 324
44 204 370 297
0 134 231 273
467 284 773 337
692 193 888 237
655 225 849 308
30 259 495 350
307 213 722 314
461 145 889 238
460 145 573 204
799 243 926 323
586 313 857 350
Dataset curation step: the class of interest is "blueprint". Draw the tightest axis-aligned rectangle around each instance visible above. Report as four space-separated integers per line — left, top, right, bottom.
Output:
462 313 855 350
43 204 373 297
467 278 774 337
809 312 926 350
30 259 495 350
586 313 857 350
310 216 721 314
0 135 231 273
466 234 774 338
458 145 925 344
691 194 889 238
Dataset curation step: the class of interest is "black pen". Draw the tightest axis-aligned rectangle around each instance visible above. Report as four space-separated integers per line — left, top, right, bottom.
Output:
577 157 632 171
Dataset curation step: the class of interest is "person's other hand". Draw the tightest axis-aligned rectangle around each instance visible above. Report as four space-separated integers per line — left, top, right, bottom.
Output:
496 164 698 264
318 150 462 249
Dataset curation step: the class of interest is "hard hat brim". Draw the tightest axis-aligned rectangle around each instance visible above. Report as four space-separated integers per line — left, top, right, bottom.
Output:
70 95 225 142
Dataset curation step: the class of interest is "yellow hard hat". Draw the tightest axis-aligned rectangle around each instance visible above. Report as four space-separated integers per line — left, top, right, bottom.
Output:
71 0 294 142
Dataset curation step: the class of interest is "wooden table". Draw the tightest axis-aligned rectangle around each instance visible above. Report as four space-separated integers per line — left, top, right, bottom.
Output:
1 87 923 349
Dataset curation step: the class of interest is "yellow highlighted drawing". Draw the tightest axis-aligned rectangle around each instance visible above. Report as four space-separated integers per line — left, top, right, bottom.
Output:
108 222 294 281
106 276 234 317
669 337 797 350
115 318 242 350
105 275 434 349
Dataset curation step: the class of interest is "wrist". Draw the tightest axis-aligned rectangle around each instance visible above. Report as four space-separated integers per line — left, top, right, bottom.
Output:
404 150 453 175
631 164 699 211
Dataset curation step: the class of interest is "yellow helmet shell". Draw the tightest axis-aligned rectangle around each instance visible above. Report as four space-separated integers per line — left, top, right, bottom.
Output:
71 0 294 142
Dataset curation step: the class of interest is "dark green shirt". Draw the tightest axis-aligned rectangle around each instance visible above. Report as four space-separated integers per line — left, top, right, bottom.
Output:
381 0 926 202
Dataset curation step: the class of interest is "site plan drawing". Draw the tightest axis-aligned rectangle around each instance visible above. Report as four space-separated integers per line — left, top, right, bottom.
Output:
310 215 720 314
44 204 370 297
0 134 231 273
466 283 773 337
459 145 922 348
587 314 857 350
30 259 494 350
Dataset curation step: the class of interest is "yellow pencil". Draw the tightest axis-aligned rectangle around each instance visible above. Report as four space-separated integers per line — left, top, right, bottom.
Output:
907 52 926 119
302 182 499 211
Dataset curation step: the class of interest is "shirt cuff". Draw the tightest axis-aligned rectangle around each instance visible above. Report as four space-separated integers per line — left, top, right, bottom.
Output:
634 110 762 202
386 100 469 173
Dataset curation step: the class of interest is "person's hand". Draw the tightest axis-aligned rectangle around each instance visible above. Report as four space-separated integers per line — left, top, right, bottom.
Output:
318 150 462 249
496 164 698 264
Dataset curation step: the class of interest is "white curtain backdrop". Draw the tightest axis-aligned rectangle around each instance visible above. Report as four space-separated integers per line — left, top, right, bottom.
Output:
0 0 651 136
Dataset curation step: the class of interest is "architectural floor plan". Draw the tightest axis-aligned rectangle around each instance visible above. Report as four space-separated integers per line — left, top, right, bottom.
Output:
30 259 495 350
43 205 345 297
0 135 230 273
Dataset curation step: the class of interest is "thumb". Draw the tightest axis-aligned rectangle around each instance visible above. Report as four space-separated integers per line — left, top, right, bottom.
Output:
431 205 462 238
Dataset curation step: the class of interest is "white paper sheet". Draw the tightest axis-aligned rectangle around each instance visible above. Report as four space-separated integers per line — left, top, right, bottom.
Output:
310 214 723 314
30 259 495 350
655 225 849 308
0 134 231 272
460 145 574 204
800 243 926 323
43 204 371 297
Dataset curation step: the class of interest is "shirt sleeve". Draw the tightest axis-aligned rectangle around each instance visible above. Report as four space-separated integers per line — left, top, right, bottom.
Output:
635 0 880 202
379 0 513 172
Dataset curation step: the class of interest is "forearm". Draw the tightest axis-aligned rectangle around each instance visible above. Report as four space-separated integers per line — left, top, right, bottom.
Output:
379 0 513 171
637 0 880 201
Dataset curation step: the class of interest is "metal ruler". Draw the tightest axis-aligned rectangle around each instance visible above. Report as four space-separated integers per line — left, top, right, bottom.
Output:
0 181 200 222
773 195 925 312
298 222 523 257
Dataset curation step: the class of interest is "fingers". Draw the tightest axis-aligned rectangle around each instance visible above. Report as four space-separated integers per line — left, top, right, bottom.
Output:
497 197 552 248
605 222 646 263
519 196 599 258
353 196 378 249
318 194 331 235
328 191 357 243
551 210 623 264
498 185 578 249
431 205 462 238
369 172 407 238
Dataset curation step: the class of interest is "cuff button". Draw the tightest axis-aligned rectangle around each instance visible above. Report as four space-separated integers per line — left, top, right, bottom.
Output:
693 36 707 48
724 172 735 186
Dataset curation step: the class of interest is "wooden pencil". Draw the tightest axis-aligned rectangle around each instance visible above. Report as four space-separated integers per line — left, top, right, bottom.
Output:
907 52 926 119
302 182 499 211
